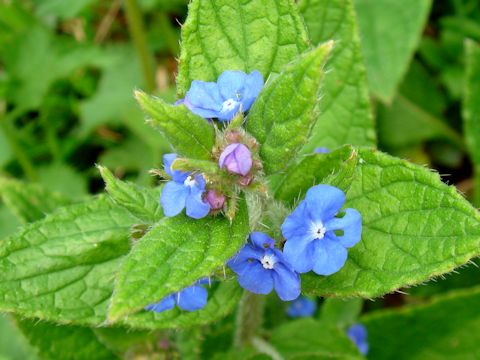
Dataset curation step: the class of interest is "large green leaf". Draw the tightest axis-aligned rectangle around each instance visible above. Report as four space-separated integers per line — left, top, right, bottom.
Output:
362 286 480 359
0 177 70 223
303 149 480 298
98 166 163 224
135 91 215 160
270 318 362 359
0 197 135 325
246 43 333 175
176 0 309 95
300 0 376 151
15 319 118 360
354 0 432 102
464 40 480 206
274 145 358 203
109 199 249 319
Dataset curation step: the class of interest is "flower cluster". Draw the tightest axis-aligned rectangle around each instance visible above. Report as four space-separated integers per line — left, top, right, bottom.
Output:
148 70 362 316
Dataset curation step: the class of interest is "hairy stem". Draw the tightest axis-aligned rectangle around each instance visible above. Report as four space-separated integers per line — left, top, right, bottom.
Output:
124 0 156 92
234 291 265 347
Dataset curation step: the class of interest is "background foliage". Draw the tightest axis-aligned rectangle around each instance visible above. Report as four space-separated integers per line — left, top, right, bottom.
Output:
1 0 480 358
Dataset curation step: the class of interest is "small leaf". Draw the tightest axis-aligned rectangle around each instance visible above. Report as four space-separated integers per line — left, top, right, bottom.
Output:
176 0 309 95
300 0 376 151
246 42 333 175
463 40 480 206
98 166 163 224
354 0 432 102
0 177 70 224
15 319 119 360
108 198 249 319
135 91 215 160
270 318 362 359
303 149 480 298
362 286 480 359
274 145 358 204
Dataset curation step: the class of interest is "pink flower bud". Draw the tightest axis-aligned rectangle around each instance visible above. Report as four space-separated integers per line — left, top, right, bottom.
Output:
205 190 226 210
218 143 253 176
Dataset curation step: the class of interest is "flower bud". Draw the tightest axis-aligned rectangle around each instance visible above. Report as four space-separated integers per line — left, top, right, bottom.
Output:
218 143 253 176
205 190 226 210
225 130 243 143
238 174 253 186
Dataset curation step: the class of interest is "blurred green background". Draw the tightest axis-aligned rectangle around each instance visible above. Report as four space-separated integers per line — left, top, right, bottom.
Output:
1 0 480 358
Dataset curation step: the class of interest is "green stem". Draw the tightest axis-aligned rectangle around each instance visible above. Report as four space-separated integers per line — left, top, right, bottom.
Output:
124 0 156 92
0 110 37 181
234 291 265 347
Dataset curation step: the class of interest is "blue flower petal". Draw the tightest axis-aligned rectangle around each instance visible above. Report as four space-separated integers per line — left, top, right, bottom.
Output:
217 70 248 101
305 185 345 222
242 70 264 110
272 262 301 301
185 80 223 118
250 232 275 249
227 245 265 274
347 324 369 355
286 296 317 318
326 208 362 248
311 237 348 275
217 101 241 121
185 186 210 219
176 285 208 311
281 201 312 240
160 181 188 217
282 235 315 274
237 262 274 295
145 294 176 313
163 153 189 183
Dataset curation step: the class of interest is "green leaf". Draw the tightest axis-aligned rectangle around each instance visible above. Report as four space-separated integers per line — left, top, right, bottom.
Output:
362 286 480 359
0 177 70 223
15 319 118 360
120 280 243 330
98 166 163 224
463 40 480 206
270 318 362 359
0 314 37 360
176 0 309 95
300 0 376 151
274 145 358 204
135 91 215 160
246 43 333 175
354 0 432 102
109 199 249 319
0 205 21 239
320 298 363 328
303 149 480 298
0 197 135 326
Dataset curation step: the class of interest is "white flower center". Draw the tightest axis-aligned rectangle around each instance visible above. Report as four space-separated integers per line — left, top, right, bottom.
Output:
183 175 197 187
221 98 239 113
261 254 276 269
311 222 326 240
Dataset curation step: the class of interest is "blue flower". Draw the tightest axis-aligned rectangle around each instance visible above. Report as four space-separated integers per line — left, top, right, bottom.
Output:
183 70 264 121
227 232 300 301
314 147 330 154
145 279 209 313
347 324 369 355
160 154 210 219
286 296 317 318
281 184 362 275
